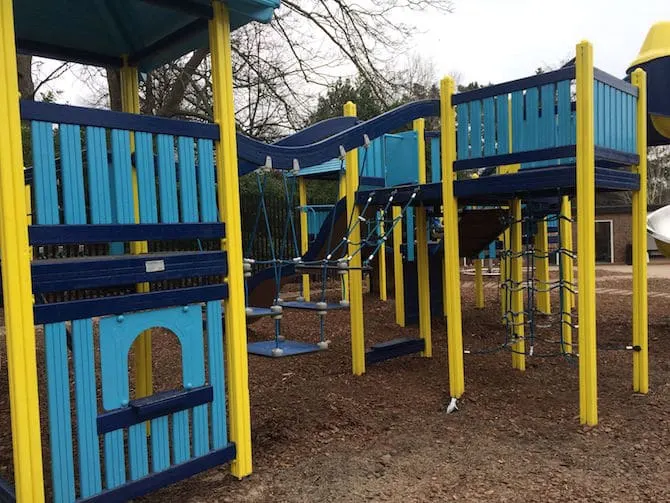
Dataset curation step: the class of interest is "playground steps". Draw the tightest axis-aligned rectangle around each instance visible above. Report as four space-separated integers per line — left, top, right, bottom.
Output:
280 301 349 312
365 337 425 365
247 339 326 357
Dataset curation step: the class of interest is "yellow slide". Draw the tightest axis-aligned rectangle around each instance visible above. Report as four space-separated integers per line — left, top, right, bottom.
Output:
647 205 670 257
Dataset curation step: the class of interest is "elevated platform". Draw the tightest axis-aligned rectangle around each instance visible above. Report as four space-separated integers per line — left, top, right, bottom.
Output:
357 165 640 207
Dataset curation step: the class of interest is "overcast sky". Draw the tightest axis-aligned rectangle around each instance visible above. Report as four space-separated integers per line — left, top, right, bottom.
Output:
408 0 668 84
45 0 667 106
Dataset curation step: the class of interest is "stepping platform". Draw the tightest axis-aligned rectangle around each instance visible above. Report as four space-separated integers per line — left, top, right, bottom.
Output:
245 306 275 318
279 301 349 311
365 337 425 365
247 339 326 357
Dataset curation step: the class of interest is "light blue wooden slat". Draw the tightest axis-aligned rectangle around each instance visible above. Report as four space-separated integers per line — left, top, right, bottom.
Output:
135 132 158 224
594 82 602 147
406 209 415 262
456 104 469 160
469 100 482 158
430 137 441 183
540 85 555 148
110 130 135 225
482 98 495 157
197 139 218 223
71 319 103 497
31 121 59 225
151 417 171 471
86 127 113 224
525 87 539 151
128 423 150 480
206 301 227 449
178 137 199 223
605 85 613 150
617 89 624 151
622 93 630 153
157 134 179 223
510 91 524 153
495 95 510 155
61 124 86 223
45 323 76 503
628 94 636 153
632 94 638 152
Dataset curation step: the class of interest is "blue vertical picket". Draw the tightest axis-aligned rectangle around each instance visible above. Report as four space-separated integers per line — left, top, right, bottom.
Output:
86 127 113 224
197 139 218 223
616 89 624 151
540 85 555 148
482 98 495 157
157 134 179 223
178 137 199 223
206 301 228 448
496 95 510 155
135 132 158 223
524 87 539 169
33 122 76 503
469 100 482 158
456 104 469 160
594 81 603 147
510 91 524 153
406 209 415 262
430 137 441 183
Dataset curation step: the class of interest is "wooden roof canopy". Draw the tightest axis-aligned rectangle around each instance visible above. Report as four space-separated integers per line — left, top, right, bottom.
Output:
13 0 279 71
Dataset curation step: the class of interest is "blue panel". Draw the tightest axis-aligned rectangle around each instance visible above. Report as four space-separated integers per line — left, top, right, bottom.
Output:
540 84 555 148
496 96 509 155
86 127 113 224
595 81 605 148
456 104 469 160
135 132 159 224
71 319 103 498
20 100 220 140
45 323 76 502
31 121 59 225
206 301 227 449
524 87 539 167
406 208 415 262
61 124 87 224
469 100 482 158
110 129 134 225
197 139 218 223
384 132 419 186
594 68 639 96
482 98 495 157
510 91 524 153
178 137 199 223
128 423 150 481
430 137 441 183
157 135 179 223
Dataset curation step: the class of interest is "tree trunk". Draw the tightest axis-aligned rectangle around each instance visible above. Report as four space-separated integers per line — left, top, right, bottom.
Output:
17 54 34 100
107 67 122 111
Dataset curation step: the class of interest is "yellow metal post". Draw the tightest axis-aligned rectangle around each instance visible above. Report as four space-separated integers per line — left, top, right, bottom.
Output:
414 118 432 357
0 1 45 499
120 61 153 400
440 77 464 399
298 178 310 302
210 2 253 476
510 199 525 371
560 196 573 354
378 210 387 301
392 205 405 326
534 218 551 314
631 68 648 394
344 102 366 375
474 259 484 308
576 40 598 425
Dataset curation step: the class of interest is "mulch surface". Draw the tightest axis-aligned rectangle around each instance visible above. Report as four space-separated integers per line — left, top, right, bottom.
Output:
2 272 670 502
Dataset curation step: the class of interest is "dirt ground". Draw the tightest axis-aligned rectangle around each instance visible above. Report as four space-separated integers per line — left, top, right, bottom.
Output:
2 267 670 502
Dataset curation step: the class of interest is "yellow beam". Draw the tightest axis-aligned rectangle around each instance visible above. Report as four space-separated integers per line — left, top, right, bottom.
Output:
120 61 153 401
0 0 45 499
474 259 484 309
210 2 253 477
510 199 525 371
440 77 464 398
576 40 598 425
344 102 366 375
560 196 573 354
631 68 648 394
378 210 387 301
392 205 405 326
534 219 551 314
414 118 432 357
298 178 310 302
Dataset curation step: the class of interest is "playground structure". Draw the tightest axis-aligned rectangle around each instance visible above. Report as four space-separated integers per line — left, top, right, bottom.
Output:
0 2 669 501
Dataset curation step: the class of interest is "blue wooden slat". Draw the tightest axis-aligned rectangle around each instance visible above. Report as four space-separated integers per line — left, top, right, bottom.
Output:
605 85 613 150
45 323 76 503
206 301 227 448
86 127 113 224
111 130 135 225
469 100 482 158
151 418 171 472
31 121 59 225
157 134 179 223
197 139 218 223
495 95 509 155
510 91 524 153
178 137 199 223
406 209 415 262
593 68 639 96
430 137 441 183
71 319 103 498
616 89 624 151
524 87 539 167
456 104 469 160
594 82 604 148
540 84 555 148
482 98 495 157
128 424 150 480
135 132 158 224
61 124 87 223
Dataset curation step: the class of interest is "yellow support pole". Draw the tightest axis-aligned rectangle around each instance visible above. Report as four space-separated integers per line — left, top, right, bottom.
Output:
0 1 45 499
560 196 573 354
534 218 551 314
510 199 525 371
210 2 253 477
440 77 464 400
631 68 648 394
344 101 366 375
120 61 153 401
474 259 484 309
298 178 310 302
378 210 387 301
576 40 598 425
414 118 432 357
392 205 405 326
